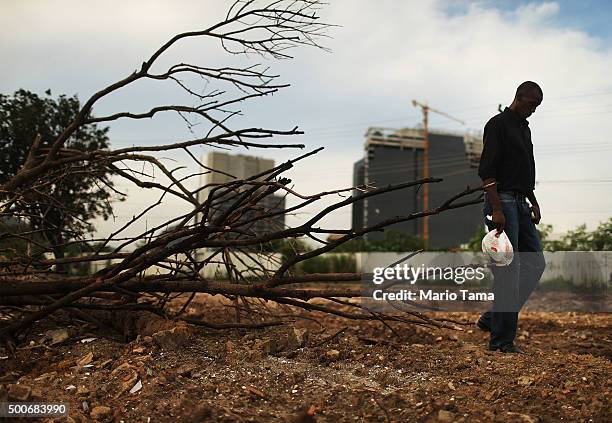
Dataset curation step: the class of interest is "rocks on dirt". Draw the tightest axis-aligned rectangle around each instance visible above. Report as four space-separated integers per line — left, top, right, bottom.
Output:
517 376 535 386
437 409 455 422
484 388 500 401
90 405 113 422
225 340 236 354
0 372 20 383
43 328 73 345
255 327 310 355
202 383 217 392
175 364 197 378
258 338 280 355
152 324 191 350
76 351 94 367
129 380 142 394
3 310 608 422
325 349 341 361
244 385 267 399
252 328 310 355
189 403 213 421
7 384 31 401
287 328 309 350
504 412 539 423
55 416 77 423
109 362 140 396
76 386 90 398
290 405 319 423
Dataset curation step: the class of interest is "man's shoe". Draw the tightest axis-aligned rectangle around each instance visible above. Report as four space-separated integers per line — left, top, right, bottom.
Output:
476 317 491 332
488 344 527 354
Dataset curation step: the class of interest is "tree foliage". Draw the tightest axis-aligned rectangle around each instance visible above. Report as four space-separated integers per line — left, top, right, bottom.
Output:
544 218 612 251
0 89 118 259
465 224 487 252
268 238 357 273
464 219 612 252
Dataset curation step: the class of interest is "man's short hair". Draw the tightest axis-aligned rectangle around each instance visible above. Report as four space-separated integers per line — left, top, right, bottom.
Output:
516 81 543 99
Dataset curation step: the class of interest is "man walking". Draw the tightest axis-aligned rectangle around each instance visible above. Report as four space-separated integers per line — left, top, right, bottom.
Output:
477 81 546 354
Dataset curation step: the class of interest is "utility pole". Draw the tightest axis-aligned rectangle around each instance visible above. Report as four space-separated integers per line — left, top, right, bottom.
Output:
411 100 465 244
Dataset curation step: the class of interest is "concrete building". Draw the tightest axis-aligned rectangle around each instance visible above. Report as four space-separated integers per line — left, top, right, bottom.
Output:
352 127 483 249
196 152 285 235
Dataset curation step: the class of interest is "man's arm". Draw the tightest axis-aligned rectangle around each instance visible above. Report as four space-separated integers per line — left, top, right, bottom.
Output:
483 178 505 233
479 119 505 233
526 191 541 224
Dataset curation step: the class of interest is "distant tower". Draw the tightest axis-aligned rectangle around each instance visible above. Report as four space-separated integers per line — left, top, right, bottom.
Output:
196 152 285 235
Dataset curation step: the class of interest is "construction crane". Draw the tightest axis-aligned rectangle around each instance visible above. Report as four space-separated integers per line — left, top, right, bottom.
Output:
411 100 465 244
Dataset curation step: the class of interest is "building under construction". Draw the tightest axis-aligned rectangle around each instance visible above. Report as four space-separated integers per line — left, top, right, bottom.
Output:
352 127 483 249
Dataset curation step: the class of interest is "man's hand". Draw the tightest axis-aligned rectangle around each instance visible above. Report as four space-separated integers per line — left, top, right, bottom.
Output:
491 209 505 234
527 191 541 224
531 204 541 224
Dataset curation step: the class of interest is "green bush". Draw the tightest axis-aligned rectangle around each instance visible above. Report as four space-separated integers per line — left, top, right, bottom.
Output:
333 231 425 253
301 255 331 274
299 253 357 274
328 254 357 273
465 218 612 252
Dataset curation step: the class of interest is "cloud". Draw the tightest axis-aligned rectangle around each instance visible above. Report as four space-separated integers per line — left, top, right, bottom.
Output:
2 0 611 242
515 2 560 22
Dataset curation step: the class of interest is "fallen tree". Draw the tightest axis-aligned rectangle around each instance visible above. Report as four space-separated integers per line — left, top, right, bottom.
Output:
0 0 483 348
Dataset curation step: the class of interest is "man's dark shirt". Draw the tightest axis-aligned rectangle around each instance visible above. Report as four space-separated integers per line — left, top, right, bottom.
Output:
478 107 536 194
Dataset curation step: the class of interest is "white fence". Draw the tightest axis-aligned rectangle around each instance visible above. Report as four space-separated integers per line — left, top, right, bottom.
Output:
88 250 611 286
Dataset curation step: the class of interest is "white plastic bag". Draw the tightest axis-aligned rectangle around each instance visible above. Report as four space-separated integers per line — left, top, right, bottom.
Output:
482 228 514 266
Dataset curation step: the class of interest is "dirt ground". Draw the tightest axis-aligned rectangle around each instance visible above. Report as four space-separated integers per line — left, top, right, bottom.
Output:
1 297 610 423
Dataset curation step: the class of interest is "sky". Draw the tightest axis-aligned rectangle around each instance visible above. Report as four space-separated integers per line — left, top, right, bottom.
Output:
2 0 611 245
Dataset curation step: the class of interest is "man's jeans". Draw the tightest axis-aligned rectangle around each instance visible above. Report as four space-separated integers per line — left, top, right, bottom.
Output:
480 191 546 348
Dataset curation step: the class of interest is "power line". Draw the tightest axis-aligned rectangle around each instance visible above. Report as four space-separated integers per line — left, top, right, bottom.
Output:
103 90 612 145
316 90 612 133
445 89 612 114
462 107 612 123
